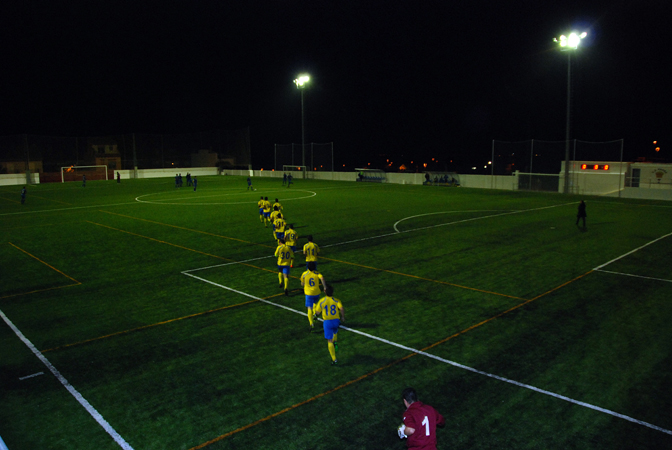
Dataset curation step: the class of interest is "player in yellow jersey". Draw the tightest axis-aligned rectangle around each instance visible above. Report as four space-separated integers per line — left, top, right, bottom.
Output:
273 214 286 243
284 223 298 267
314 285 345 365
303 235 321 269
300 262 326 331
262 197 272 227
275 238 294 295
272 198 283 214
270 207 282 234
257 196 265 223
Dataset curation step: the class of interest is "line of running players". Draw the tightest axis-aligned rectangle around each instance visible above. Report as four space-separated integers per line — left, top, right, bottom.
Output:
257 195 344 365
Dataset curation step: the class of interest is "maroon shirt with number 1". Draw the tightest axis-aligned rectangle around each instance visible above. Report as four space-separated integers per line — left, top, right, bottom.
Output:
402 401 445 450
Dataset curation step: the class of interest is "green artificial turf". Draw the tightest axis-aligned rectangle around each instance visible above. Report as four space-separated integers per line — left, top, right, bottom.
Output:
1 176 671 449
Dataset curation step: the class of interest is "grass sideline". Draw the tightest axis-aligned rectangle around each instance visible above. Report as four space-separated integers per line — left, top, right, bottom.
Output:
1 175 671 450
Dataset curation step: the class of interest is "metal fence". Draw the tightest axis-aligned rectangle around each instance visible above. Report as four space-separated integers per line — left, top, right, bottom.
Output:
274 142 334 172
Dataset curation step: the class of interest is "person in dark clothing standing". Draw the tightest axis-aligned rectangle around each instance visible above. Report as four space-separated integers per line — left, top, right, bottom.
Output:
576 200 587 227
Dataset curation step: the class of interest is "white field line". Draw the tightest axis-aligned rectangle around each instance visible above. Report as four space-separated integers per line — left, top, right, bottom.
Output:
183 203 575 275
135 189 317 205
181 271 672 436
593 231 672 270
0 309 134 450
594 269 672 283
18 371 44 380
387 202 572 243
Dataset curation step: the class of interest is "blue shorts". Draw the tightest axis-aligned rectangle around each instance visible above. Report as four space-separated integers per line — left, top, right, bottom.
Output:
290 245 297 252
305 294 320 308
278 265 290 275
259 208 263 214
323 319 340 340
276 232 285 240
264 212 270 218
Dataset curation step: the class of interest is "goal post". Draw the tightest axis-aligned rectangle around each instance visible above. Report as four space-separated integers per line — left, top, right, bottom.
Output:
61 165 109 183
282 165 308 179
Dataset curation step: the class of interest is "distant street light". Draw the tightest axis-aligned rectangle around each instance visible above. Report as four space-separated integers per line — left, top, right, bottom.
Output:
294 74 310 168
554 31 587 194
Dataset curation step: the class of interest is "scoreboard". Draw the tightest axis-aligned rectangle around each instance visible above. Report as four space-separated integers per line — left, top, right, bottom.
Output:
580 164 610 171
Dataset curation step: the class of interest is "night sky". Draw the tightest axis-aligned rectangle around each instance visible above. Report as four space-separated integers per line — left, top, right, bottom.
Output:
1 1 670 170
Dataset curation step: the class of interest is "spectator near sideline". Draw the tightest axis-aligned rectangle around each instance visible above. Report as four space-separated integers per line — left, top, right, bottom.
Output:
397 387 445 450
576 200 587 227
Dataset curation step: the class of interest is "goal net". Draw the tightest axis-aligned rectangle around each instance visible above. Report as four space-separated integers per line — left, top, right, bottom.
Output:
282 165 308 179
61 165 109 183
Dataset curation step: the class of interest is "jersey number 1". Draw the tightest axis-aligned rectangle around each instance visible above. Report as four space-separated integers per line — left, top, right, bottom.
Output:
421 416 430 436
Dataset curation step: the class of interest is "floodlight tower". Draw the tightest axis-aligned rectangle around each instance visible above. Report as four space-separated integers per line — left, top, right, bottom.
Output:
554 31 587 194
294 74 310 168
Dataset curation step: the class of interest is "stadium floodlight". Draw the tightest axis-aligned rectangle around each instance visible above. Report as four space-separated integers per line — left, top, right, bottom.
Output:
554 31 587 194
294 74 310 169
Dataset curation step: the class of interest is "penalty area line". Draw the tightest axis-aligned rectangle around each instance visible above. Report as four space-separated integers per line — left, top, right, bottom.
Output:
0 309 134 450
183 272 672 438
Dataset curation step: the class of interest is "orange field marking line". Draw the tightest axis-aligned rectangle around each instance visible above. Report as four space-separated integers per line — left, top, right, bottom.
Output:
87 221 304 281
101 210 521 300
188 351 416 450
418 269 594 353
188 269 595 449
0 283 82 300
322 255 526 300
1 196 21 204
99 210 275 249
8 242 81 284
41 298 264 353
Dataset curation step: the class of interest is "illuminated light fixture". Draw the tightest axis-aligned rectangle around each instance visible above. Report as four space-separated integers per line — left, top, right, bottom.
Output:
554 31 587 50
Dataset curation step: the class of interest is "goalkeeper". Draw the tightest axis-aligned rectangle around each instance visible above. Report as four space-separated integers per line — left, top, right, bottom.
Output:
397 387 445 449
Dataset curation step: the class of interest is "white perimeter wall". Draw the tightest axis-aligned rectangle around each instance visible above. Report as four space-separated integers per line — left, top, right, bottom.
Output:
6 167 666 201
0 172 40 186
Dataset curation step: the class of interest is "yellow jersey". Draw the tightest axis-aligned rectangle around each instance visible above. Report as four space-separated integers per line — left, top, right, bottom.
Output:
315 296 343 320
275 243 293 266
285 228 298 246
301 270 324 295
274 217 286 233
303 242 320 261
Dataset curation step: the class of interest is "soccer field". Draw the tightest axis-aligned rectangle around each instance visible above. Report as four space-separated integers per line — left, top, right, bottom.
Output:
1 176 671 449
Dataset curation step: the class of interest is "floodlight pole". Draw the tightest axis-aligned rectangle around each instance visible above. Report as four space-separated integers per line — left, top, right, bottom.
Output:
554 32 586 195
294 74 310 170
563 51 572 194
300 88 306 168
